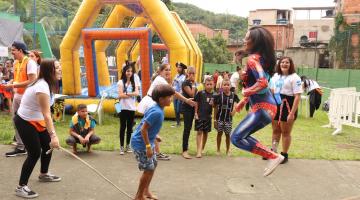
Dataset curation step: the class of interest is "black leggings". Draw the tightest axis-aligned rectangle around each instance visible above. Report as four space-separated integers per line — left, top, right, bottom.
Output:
119 110 135 147
14 115 52 186
182 109 194 152
309 90 322 117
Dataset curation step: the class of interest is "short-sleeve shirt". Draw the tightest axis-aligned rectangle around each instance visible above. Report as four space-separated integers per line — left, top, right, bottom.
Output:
134 74 141 86
26 59 38 76
194 90 214 120
230 72 239 87
271 73 303 96
17 79 50 121
181 79 195 112
303 79 320 93
147 76 168 96
117 80 139 111
214 92 239 122
131 104 164 151
173 74 186 93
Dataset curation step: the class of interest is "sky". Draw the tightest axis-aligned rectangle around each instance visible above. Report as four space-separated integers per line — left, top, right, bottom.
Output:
172 0 335 17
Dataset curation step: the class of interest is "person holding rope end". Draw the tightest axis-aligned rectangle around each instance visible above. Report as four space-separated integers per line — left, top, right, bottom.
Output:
13 59 62 198
300 76 322 118
231 26 284 176
270 57 303 164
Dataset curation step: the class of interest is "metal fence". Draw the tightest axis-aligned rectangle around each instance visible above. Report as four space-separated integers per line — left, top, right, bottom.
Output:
296 67 360 90
203 63 360 102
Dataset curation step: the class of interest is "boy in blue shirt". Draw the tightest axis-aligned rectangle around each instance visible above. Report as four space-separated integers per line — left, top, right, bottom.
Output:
66 104 101 153
131 84 175 200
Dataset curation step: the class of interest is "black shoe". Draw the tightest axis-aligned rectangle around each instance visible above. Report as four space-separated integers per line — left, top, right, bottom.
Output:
5 148 27 157
280 152 288 164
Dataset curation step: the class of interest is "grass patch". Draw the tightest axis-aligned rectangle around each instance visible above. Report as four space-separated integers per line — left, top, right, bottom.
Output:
1 102 360 160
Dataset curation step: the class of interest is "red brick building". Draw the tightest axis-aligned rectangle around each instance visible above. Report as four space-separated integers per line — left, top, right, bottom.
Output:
335 0 360 24
248 9 294 55
186 22 229 40
335 0 360 63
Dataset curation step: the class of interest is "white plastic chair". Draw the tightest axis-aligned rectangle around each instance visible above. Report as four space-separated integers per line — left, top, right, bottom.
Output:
87 92 107 125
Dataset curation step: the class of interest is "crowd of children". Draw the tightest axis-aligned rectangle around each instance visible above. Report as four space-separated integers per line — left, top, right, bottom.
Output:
1 30 313 199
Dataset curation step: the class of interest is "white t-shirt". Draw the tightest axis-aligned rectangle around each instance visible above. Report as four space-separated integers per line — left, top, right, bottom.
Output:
137 76 168 113
117 80 140 111
230 72 239 87
271 73 303 96
18 79 50 121
147 76 168 96
134 73 141 86
303 79 320 93
14 59 38 96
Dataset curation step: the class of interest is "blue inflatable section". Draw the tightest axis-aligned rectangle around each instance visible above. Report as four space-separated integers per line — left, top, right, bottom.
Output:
81 82 142 99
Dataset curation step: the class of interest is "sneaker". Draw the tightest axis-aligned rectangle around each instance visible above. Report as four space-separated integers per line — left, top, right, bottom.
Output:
15 185 39 198
38 173 61 182
120 147 124 155
125 146 133 153
263 154 284 177
156 152 170 160
5 148 27 157
280 152 288 164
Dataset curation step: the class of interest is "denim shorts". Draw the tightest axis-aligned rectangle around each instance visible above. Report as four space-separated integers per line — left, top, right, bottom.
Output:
134 149 157 171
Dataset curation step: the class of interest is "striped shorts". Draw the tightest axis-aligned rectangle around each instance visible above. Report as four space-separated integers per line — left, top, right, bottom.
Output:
217 121 232 135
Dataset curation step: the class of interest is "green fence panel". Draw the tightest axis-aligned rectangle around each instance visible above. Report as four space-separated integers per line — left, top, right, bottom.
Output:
297 67 360 102
317 68 349 89
203 63 237 74
349 69 360 90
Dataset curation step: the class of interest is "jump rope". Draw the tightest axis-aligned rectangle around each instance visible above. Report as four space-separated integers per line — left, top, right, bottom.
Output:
46 147 134 199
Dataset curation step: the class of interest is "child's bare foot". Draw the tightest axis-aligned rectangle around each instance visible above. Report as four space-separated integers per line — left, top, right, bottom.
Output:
145 192 158 200
134 196 146 200
226 151 231 157
87 144 92 153
196 153 202 158
182 151 192 159
72 145 77 154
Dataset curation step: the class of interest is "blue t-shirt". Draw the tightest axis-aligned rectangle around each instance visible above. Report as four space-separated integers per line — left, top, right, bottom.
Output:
131 104 164 151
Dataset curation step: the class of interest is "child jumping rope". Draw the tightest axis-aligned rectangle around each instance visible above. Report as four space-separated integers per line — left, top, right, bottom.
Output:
131 84 175 200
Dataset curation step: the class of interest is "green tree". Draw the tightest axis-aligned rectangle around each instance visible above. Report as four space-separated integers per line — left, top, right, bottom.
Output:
197 34 232 64
173 2 248 41
161 0 174 10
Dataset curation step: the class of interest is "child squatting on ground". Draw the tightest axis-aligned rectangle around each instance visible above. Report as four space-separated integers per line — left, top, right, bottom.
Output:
66 104 101 153
194 77 214 158
131 84 175 200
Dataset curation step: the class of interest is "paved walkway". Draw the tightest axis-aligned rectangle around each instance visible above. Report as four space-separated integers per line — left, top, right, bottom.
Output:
1 144 360 200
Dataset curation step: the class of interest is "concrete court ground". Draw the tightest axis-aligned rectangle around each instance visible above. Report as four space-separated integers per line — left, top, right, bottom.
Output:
0 145 360 200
